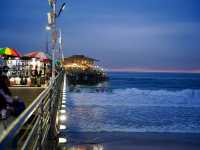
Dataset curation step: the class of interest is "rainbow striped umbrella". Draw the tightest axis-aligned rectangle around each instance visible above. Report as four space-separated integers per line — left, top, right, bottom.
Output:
0 47 21 57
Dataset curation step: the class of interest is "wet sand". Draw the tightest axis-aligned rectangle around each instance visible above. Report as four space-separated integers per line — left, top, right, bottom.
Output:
60 132 200 150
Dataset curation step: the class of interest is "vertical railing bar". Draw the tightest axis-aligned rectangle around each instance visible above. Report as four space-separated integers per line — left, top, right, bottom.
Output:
20 118 40 150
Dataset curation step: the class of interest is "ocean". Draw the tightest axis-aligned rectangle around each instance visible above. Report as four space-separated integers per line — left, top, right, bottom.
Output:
63 72 200 133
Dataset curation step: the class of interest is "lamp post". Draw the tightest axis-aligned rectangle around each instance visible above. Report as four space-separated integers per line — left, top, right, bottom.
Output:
59 29 64 62
47 0 66 80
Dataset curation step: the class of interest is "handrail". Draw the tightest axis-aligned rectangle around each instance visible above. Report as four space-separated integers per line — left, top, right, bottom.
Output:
0 71 64 149
0 85 51 143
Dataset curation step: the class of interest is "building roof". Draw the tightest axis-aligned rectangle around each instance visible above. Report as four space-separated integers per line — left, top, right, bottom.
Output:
63 55 99 62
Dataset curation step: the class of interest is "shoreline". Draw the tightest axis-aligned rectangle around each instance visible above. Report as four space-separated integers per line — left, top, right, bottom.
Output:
61 131 200 150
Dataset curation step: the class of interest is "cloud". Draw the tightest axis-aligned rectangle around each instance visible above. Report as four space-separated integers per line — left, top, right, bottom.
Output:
1 0 200 71
63 21 200 69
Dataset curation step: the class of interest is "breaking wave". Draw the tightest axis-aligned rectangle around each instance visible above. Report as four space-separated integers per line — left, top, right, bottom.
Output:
69 88 200 107
64 88 200 133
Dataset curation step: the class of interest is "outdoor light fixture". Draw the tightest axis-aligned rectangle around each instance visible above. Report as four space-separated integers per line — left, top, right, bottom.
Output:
62 104 66 108
59 137 67 143
60 125 67 130
57 3 66 18
60 109 66 113
60 115 67 121
46 25 51 31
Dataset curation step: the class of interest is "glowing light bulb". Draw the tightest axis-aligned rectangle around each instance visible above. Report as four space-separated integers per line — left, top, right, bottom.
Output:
60 125 67 130
60 115 67 121
59 137 67 143
60 109 66 113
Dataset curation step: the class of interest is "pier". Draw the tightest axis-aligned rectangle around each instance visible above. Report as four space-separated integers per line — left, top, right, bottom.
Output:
1 0 200 149
0 71 65 149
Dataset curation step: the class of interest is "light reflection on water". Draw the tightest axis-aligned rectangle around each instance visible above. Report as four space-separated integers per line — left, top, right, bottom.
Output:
66 103 200 133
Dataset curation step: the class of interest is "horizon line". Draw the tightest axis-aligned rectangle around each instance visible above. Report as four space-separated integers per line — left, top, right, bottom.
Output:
105 68 200 73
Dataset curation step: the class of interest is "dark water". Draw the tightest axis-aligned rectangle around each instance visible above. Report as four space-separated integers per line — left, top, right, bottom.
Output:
109 72 200 90
62 72 200 134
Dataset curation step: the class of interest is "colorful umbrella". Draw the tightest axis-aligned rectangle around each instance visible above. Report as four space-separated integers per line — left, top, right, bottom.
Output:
24 51 51 62
0 47 21 57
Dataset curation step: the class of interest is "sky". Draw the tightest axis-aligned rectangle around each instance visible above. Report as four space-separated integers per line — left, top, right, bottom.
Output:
0 0 200 72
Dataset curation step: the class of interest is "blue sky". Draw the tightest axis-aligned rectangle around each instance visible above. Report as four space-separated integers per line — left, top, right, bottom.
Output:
0 0 200 71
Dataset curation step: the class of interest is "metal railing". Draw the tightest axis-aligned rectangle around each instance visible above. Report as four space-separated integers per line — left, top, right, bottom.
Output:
0 71 64 150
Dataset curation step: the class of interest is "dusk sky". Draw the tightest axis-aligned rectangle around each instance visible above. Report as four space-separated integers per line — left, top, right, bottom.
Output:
0 0 200 72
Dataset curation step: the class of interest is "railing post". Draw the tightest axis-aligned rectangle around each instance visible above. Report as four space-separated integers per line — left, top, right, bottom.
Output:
47 71 64 148
38 93 44 149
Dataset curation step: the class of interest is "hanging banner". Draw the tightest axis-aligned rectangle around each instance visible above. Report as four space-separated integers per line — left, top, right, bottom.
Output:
47 12 52 25
52 30 58 48
47 11 55 25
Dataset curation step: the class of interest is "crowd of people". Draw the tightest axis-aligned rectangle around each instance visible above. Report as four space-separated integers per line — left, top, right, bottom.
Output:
0 66 25 121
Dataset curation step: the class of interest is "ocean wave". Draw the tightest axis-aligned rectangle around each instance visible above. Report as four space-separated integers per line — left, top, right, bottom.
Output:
65 87 200 133
69 88 200 107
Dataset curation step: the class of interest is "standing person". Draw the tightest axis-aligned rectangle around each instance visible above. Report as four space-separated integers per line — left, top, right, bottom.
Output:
37 70 42 87
34 66 38 77
33 66 38 86
0 66 13 119
0 66 11 95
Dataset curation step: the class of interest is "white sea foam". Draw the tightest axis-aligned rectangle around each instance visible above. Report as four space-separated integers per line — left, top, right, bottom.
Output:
69 88 200 107
65 88 200 133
